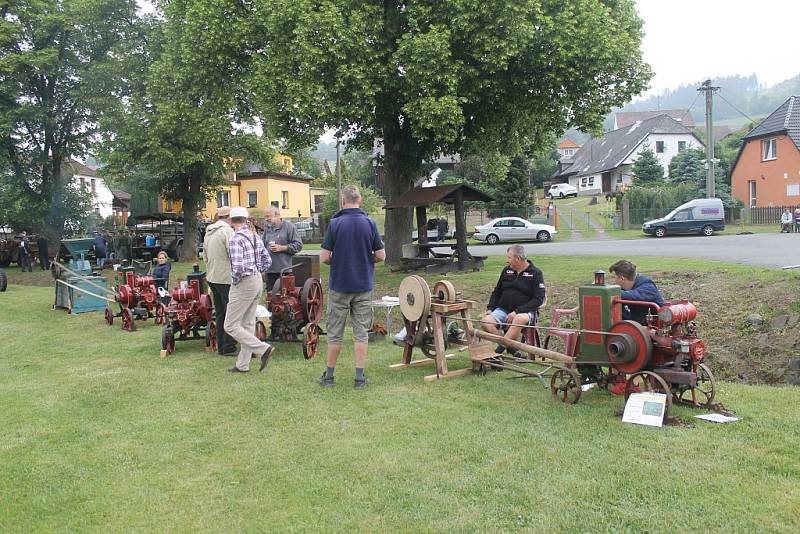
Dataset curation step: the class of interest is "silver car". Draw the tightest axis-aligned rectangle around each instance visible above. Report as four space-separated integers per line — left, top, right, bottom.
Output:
473 217 557 244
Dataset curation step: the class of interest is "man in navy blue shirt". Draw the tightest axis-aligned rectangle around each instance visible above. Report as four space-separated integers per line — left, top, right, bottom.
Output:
609 259 664 325
319 185 385 388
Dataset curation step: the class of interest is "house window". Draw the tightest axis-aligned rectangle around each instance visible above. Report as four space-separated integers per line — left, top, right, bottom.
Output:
581 177 587 187
90 178 97 194
655 141 665 153
788 184 800 197
165 199 174 212
748 180 757 207
216 191 230 208
271 200 279 209
587 176 594 187
281 191 289 209
678 141 686 152
247 191 257 208
762 138 777 160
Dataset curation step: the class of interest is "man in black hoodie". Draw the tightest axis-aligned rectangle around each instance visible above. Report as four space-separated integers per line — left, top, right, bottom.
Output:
482 244 546 353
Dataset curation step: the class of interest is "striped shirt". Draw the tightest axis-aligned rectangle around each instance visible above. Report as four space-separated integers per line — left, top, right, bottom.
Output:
229 225 271 285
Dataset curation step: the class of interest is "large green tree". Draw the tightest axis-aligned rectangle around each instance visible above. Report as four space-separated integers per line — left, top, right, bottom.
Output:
0 0 140 240
668 147 741 208
99 0 274 260
246 0 651 263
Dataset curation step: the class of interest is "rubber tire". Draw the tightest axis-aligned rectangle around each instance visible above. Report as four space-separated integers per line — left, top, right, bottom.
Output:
702 225 714 236
536 230 551 242
486 234 499 245
654 227 666 238
0 269 6 292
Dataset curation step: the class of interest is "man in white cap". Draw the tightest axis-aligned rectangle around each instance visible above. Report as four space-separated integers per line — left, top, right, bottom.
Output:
224 206 274 373
203 206 237 355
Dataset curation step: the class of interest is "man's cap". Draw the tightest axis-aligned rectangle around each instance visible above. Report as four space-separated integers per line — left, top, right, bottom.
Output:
217 206 231 218
230 206 248 218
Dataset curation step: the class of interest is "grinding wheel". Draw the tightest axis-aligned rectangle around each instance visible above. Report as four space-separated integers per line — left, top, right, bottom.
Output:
399 275 431 323
432 280 457 303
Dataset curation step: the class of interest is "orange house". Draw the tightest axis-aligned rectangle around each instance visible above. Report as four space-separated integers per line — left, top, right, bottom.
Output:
731 96 800 207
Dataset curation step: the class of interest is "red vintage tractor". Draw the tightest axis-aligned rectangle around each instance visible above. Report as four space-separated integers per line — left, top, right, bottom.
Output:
160 265 215 355
260 255 324 359
105 266 166 331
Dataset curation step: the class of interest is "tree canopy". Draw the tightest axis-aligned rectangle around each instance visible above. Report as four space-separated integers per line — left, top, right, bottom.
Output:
244 0 652 262
0 0 141 239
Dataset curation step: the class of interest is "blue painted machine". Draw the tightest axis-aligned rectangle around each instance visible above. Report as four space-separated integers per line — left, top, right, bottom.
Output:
53 238 108 314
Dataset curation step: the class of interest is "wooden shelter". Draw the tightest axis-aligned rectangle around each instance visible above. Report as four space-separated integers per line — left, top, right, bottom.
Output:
384 183 494 274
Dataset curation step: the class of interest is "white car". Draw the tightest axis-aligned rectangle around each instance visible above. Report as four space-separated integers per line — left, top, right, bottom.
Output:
473 217 557 245
547 183 578 199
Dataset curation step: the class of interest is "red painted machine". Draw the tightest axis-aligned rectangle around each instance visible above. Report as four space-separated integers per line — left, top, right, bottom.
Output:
261 256 324 359
105 266 167 331
160 265 214 355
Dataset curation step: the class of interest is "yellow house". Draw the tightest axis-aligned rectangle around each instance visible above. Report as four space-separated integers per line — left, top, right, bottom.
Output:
159 154 315 221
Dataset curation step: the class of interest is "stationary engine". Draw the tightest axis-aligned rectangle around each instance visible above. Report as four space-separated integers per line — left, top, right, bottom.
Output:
160 264 214 355
263 255 324 359
106 268 165 331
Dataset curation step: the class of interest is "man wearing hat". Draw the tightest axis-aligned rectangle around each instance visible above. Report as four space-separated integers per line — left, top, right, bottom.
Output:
203 206 237 356
225 206 274 373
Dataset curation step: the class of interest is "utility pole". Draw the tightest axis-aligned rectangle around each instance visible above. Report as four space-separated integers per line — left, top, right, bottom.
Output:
698 79 719 198
335 138 342 207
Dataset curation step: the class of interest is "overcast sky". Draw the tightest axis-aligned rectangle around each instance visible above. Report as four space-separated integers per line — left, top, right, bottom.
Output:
636 0 799 96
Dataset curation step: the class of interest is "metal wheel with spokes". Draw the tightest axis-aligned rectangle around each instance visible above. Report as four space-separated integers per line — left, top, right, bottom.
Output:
104 306 114 326
121 307 136 332
161 325 175 354
303 323 320 360
550 367 582 404
536 230 551 242
486 234 499 245
702 225 714 236
206 320 218 352
154 303 166 325
654 227 666 238
678 363 716 406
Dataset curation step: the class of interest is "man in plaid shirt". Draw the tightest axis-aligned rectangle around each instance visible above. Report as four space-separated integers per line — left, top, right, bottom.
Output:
224 206 274 373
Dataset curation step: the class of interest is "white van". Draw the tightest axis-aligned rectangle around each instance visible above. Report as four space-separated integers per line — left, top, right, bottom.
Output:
642 198 725 237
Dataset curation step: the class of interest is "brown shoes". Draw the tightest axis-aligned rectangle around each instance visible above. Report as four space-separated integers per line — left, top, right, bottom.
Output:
259 345 274 372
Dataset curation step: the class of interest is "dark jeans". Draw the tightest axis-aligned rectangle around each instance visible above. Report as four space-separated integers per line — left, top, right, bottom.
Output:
19 254 32 272
209 282 237 354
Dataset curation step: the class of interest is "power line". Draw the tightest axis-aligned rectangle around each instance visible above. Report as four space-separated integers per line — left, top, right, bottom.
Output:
679 92 701 125
716 92 758 125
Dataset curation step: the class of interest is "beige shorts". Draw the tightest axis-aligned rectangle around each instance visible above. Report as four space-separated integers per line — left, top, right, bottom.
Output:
327 289 373 344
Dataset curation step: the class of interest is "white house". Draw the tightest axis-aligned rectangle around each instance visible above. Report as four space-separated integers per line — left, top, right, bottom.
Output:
552 115 704 195
66 160 129 220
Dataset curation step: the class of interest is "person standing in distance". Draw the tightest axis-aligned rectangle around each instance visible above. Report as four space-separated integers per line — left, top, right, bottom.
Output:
225 206 274 373
319 185 385 388
262 205 303 292
204 207 238 356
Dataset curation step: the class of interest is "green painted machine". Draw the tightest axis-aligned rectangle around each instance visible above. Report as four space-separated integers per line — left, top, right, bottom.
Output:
53 238 108 314
575 271 621 363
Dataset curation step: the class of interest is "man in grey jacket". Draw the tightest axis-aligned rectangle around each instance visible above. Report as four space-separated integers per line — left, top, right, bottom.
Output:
262 206 303 292
203 207 237 355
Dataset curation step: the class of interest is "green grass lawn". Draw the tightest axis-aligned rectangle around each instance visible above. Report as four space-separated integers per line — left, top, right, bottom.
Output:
1 258 799 531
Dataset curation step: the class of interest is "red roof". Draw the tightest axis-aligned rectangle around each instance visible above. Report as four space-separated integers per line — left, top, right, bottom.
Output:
558 139 580 149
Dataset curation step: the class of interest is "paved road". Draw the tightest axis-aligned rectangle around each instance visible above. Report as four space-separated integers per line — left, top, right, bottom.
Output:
430 233 800 269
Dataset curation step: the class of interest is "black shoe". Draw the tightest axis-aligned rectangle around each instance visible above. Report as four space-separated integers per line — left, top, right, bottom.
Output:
259 345 274 372
354 376 371 389
228 366 249 373
319 373 335 387
495 344 507 355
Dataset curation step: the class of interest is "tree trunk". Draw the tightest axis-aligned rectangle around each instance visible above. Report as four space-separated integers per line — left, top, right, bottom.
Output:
180 173 201 262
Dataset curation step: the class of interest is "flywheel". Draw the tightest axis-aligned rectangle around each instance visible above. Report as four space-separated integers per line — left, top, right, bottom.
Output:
606 320 652 374
399 275 431 323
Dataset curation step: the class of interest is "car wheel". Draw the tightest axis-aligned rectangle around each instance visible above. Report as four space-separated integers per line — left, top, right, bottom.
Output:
486 234 499 245
702 225 714 236
536 230 551 242
654 227 666 238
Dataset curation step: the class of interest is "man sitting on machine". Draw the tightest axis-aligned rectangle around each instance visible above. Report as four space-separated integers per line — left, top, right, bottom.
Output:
609 259 664 325
482 244 546 354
